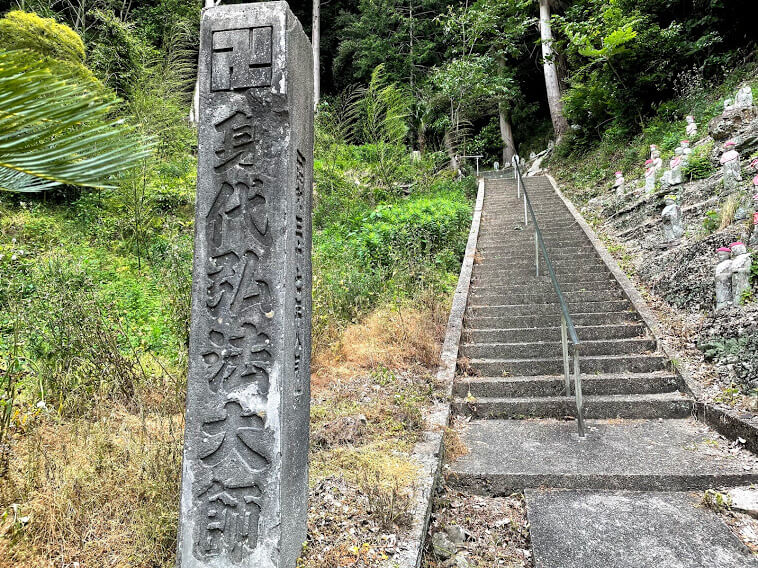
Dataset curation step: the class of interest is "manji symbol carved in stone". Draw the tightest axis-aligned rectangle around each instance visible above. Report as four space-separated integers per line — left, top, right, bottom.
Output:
212 26 272 91
177 3 313 568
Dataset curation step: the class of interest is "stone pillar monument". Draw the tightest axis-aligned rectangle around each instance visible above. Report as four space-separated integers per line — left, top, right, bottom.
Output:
177 3 313 567
715 247 733 312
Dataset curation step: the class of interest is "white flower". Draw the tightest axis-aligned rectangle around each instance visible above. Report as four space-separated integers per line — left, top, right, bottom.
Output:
11 238 16 243
11 255 17 261
36 400 46 409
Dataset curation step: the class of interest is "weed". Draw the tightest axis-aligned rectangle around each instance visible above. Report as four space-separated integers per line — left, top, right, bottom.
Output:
358 471 414 531
702 489 732 511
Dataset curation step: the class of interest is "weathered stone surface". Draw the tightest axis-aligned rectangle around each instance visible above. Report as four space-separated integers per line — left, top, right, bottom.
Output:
728 487 758 518
431 531 457 559
709 107 757 141
177 3 313 567
527 490 758 568
448 418 758 493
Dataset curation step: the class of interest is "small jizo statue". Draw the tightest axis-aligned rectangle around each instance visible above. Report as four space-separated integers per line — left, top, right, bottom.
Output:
724 98 735 113
750 157 758 173
650 145 664 172
661 194 684 244
720 141 742 191
613 171 625 196
730 242 752 305
644 159 657 193
735 86 754 109
680 140 692 164
751 185 758 245
686 115 698 138
715 246 734 311
669 148 684 186
494 161 500 171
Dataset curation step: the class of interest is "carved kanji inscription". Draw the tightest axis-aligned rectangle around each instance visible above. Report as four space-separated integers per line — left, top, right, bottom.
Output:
212 27 272 91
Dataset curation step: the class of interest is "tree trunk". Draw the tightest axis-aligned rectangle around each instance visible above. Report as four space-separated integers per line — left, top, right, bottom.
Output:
312 0 320 110
499 105 515 164
538 0 569 141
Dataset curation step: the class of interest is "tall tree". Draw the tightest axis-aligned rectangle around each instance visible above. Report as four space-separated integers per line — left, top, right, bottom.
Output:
538 0 569 140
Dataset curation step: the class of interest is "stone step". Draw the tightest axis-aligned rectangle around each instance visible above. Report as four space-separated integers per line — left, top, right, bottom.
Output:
460 338 656 360
453 372 680 398
473 260 609 274
470 289 624 305
467 354 669 376
477 236 590 246
477 247 597 258
478 250 599 262
474 265 611 278
452 392 691 420
467 300 632 318
472 271 616 285
464 324 646 344
526 490 758 568
447 418 758 493
465 311 640 329
471 281 621 295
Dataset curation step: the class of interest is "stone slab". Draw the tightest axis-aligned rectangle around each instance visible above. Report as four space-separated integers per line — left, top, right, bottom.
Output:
448 418 758 493
526 489 758 568
177 3 313 567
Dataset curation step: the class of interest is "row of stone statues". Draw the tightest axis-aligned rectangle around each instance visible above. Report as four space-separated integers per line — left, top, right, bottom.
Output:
724 86 754 112
715 242 753 310
616 86 754 198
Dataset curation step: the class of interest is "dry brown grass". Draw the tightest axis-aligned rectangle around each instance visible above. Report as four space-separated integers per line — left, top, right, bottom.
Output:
443 423 469 463
720 195 740 230
0 296 451 567
312 300 447 387
0 409 182 568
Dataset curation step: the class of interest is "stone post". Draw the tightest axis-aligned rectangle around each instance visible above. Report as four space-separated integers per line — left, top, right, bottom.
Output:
177 3 313 567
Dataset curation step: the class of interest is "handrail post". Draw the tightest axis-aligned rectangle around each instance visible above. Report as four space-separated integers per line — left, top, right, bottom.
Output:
561 315 570 395
535 230 540 277
573 346 586 438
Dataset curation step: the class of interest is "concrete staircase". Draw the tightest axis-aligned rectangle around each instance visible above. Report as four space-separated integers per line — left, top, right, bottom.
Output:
454 175 689 421
447 175 758 568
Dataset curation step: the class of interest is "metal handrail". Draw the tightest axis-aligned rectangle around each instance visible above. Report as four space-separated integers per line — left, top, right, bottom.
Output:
510 156 586 438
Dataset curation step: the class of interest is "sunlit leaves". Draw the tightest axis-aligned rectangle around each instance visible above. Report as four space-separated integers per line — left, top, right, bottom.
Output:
0 49 150 192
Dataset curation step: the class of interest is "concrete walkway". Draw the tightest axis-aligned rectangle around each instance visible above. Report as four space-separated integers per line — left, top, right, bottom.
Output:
450 175 758 567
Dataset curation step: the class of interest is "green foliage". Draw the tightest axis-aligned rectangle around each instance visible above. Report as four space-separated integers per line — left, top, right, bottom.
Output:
0 49 149 193
87 8 149 96
312 175 473 338
0 10 84 63
683 146 716 182
702 210 720 234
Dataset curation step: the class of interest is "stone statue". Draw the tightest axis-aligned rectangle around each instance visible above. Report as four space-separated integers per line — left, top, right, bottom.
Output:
661 195 684 243
669 148 684 186
644 159 657 193
735 86 754 109
730 242 753 305
680 140 692 165
720 141 742 191
650 145 664 172
715 247 734 311
686 116 698 139
613 171 625 196
724 98 734 113
750 157 758 172
494 161 499 171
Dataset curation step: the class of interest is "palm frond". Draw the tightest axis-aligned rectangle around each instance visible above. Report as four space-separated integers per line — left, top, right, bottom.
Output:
0 49 150 192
